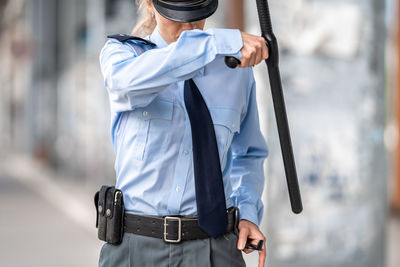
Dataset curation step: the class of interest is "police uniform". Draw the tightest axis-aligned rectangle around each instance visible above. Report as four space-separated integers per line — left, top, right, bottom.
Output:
98 1 268 266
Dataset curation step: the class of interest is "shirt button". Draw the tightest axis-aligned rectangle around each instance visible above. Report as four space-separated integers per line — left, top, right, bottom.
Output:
232 123 236 129
176 186 181 192
142 111 148 117
184 150 189 155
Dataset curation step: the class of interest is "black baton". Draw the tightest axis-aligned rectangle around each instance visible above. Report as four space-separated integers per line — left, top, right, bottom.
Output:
225 0 303 214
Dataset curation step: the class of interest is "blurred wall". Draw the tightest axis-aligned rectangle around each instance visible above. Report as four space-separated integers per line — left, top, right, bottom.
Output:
0 1 393 267
0 0 230 185
0 0 138 184
244 0 389 266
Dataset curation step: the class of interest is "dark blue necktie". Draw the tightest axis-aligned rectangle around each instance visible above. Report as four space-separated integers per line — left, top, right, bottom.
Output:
184 79 227 238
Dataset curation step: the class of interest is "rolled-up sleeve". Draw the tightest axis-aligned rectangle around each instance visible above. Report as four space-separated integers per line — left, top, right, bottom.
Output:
230 73 268 226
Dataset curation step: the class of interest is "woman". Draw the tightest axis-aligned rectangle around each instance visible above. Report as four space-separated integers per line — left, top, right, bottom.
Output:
99 0 269 266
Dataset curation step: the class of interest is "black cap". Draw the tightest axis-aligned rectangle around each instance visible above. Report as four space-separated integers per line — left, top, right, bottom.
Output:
152 0 218 22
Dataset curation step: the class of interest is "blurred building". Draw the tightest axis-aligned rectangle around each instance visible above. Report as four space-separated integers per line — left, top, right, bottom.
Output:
0 0 230 184
0 0 139 184
254 0 389 266
0 0 397 267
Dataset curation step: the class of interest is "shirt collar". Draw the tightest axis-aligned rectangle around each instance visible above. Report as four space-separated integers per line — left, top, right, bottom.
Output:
148 25 168 49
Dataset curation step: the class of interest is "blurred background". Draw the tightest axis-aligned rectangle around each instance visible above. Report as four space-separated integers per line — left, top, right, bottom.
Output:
0 0 398 266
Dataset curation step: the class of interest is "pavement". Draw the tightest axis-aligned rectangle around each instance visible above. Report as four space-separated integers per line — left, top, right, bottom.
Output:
387 212 400 267
0 154 399 267
0 155 103 267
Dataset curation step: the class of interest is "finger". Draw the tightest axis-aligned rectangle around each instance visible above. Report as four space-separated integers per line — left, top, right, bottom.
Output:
255 42 263 65
238 58 247 68
243 248 254 254
258 246 266 267
259 37 268 60
237 227 249 250
248 47 257 67
238 50 249 68
251 238 261 246
263 43 269 60
246 230 264 242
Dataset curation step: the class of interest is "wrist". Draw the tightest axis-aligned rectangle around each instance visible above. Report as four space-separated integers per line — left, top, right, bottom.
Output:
238 219 257 228
237 203 260 226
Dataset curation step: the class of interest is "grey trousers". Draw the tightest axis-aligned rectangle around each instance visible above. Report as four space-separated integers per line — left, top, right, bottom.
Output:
99 232 246 267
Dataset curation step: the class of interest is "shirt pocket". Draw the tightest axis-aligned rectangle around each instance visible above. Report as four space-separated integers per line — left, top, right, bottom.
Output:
121 98 174 161
209 108 241 167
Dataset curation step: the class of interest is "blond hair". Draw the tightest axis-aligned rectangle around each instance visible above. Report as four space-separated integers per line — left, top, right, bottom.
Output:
131 0 157 37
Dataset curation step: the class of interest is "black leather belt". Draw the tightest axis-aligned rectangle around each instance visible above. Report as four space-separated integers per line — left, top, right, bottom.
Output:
124 207 238 243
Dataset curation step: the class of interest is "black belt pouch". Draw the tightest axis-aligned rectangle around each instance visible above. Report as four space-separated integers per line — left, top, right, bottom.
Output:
94 185 125 245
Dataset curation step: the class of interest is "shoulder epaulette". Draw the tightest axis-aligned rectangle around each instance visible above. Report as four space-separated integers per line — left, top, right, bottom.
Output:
107 34 156 46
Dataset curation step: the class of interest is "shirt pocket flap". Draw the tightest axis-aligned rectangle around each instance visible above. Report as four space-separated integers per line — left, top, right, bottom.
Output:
142 99 174 121
209 108 241 134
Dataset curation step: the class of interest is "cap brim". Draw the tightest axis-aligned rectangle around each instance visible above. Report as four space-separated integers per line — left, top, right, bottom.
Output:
153 0 218 22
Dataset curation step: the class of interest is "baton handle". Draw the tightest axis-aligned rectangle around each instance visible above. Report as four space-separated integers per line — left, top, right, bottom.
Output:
224 0 303 214
225 0 273 66
224 0 273 68
225 56 241 69
259 0 302 213
256 0 273 35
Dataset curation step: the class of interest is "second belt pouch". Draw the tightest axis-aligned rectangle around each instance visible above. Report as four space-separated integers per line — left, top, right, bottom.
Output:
94 185 125 245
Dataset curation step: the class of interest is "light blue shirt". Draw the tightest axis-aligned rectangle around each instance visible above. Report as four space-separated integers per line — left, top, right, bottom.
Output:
99 26 268 226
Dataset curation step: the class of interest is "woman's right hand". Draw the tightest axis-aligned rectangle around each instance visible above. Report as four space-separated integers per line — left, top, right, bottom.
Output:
238 31 269 68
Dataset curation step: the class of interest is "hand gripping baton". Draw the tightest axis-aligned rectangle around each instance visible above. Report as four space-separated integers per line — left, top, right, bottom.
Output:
225 0 303 214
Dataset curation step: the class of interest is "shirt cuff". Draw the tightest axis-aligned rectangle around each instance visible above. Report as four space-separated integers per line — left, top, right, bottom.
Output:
238 202 259 226
209 28 243 58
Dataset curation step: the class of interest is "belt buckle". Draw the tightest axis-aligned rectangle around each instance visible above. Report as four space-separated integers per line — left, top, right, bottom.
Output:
163 216 182 243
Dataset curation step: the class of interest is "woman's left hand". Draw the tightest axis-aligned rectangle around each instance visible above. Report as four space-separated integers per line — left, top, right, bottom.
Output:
237 219 266 267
